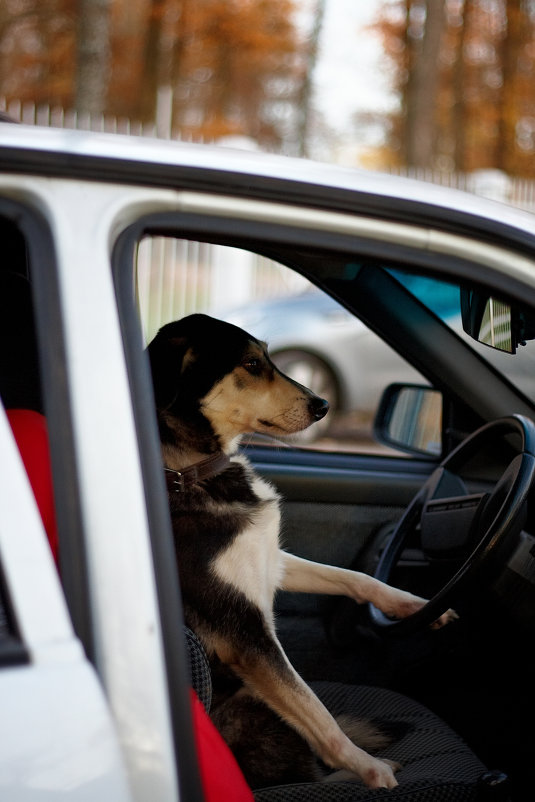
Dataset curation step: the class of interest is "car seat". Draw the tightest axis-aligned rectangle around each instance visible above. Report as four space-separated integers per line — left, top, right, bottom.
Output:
185 626 510 801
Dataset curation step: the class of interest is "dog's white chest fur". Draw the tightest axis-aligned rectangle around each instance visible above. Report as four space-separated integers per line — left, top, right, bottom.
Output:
211 464 284 623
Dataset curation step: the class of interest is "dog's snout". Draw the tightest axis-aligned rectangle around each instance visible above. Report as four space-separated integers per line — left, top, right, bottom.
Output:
310 396 329 421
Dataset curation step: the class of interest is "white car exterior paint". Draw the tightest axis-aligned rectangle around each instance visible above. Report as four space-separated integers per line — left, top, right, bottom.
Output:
0 384 131 800
4 124 535 239
0 175 181 802
0 125 534 800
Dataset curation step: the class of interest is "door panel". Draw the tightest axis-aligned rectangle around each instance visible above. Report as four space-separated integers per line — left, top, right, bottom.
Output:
250 450 434 682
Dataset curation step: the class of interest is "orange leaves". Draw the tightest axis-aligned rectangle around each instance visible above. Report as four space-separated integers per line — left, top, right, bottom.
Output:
0 0 306 149
375 0 535 176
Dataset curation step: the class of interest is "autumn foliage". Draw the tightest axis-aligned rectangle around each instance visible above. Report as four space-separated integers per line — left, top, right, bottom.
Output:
0 0 305 150
375 0 535 176
3 0 535 175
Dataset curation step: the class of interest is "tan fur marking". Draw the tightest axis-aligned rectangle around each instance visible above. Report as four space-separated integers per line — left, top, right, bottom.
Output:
200 366 317 448
228 641 400 788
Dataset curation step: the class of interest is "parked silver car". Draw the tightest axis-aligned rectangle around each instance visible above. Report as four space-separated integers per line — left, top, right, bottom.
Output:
225 288 424 420
226 283 535 435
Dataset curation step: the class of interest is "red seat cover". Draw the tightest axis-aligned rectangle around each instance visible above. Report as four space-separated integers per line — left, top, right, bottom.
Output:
7 408 59 564
190 690 254 802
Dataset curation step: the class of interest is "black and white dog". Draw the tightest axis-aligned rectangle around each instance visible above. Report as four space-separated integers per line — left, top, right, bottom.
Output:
148 313 454 789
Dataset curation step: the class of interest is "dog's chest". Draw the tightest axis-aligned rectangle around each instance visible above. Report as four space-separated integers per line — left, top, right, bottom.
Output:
211 471 283 620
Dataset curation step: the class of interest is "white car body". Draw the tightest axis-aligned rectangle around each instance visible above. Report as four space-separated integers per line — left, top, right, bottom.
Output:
0 124 534 800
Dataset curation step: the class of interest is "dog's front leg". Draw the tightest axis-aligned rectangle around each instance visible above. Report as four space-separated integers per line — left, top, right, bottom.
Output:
221 635 399 789
280 552 456 627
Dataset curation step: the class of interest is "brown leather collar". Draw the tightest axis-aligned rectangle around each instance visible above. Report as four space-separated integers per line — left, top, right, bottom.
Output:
164 451 231 493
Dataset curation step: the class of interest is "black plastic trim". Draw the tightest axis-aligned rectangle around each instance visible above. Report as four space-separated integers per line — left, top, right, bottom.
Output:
0 552 29 668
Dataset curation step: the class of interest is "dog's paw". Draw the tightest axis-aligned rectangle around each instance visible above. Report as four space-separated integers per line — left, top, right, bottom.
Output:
371 583 459 629
371 584 427 619
362 757 400 789
430 607 459 629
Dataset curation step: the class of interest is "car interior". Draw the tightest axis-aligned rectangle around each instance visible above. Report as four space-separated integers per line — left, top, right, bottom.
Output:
2 201 535 801
127 222 535 799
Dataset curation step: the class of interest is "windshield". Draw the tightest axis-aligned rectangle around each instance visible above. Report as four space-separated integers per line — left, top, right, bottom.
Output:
388 269 535 404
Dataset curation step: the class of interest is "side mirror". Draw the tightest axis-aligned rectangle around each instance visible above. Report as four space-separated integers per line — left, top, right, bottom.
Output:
374 384 443 457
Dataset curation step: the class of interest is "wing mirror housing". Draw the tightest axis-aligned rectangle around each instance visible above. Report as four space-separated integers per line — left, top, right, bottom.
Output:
374 383 443 457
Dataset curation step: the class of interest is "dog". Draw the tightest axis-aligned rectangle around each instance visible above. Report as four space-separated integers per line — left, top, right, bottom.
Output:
148 313 455 790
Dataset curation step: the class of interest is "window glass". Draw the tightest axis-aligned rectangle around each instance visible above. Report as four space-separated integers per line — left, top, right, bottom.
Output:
390 267 535 404
0 216 45 657
136 236 433 455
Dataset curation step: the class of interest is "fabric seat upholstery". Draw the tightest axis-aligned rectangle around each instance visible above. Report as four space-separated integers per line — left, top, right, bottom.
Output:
185 627 499 801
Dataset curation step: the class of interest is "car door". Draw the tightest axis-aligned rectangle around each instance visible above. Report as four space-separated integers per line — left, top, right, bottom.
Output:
110 218 500 680
110 168 535 683
0 205 132 801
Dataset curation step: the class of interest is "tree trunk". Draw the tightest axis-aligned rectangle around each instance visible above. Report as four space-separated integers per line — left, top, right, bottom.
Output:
75 0 112 116
296 0 326 158
136 0 166 122
452 0 470 172
495 0 524 173
405 0 446 168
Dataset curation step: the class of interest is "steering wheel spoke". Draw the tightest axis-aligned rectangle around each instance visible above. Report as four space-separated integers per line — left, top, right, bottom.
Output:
369 415 535 634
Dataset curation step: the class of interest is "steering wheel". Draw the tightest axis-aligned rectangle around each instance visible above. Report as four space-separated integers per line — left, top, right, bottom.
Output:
369 415 535 634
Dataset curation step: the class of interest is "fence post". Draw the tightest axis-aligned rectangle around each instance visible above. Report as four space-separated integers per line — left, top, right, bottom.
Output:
209 245 254 315
156 86 173 139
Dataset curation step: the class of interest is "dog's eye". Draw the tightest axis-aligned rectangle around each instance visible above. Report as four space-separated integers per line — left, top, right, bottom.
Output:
243 358 262 374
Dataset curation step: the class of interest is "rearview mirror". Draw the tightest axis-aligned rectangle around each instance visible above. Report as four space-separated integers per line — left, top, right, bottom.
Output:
460 287 535 354
374 384 443 457
461 289 514 353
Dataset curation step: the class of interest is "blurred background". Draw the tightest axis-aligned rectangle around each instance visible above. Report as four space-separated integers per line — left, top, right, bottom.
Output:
1 0 535 184
3 0 535 451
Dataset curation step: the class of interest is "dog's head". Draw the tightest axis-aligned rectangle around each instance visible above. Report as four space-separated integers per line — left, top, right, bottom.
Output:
148 313 329 448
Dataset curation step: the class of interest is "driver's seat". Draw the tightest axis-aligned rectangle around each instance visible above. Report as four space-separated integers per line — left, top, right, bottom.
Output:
185 627 509 801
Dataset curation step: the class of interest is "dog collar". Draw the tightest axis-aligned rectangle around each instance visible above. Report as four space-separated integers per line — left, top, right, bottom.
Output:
164 451 231 493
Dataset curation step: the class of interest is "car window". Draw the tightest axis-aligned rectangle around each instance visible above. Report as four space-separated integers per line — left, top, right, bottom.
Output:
0 214 57 666
0 206 92 654
136 236 434 455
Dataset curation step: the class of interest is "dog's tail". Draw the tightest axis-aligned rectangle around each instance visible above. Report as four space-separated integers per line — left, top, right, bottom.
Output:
322 715 408 783
335 714 399 752
335 715 390 751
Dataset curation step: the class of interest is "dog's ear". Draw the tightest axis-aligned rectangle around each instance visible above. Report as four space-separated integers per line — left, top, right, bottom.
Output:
147 333 196 409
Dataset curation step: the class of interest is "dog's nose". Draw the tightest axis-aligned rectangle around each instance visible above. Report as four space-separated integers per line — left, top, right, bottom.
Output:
310 397 329 421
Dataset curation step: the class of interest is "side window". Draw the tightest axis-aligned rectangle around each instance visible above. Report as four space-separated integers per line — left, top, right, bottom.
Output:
136 236 432 454
0 216 49 662
0 216 60 558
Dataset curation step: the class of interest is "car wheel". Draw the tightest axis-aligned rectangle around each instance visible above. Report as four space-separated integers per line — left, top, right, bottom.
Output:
272 350 339 443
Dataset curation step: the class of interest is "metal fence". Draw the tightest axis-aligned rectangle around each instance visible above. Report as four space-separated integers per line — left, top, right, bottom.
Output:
1 94 171 138
136 238 309 342
388 165 535 213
